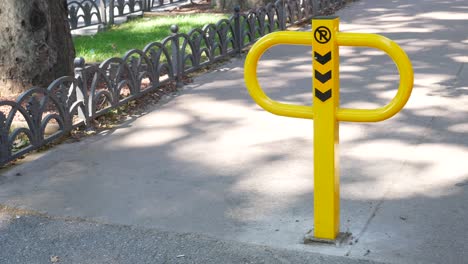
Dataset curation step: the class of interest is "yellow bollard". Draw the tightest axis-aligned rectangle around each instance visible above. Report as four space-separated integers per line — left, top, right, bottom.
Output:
244 16 413 242
312 17 340 241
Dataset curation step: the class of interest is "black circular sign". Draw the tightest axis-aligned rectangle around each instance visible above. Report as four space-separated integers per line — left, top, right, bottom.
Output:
314 26 331 44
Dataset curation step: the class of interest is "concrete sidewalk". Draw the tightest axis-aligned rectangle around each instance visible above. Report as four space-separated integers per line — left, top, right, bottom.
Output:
2 0 468 263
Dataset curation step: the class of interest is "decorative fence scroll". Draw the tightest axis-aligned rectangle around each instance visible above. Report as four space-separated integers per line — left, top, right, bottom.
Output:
3 0 351 166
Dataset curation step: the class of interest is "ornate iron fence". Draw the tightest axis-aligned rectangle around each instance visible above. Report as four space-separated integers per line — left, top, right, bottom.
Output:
67 0 152 30
68 0 105 29
2 0 350 166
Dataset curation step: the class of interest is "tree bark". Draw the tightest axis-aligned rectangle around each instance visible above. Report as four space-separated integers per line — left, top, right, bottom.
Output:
0 0 75 96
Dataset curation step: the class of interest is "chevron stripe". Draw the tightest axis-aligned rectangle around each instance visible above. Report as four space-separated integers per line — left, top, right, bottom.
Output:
314 51 331 65
315 70 332 84
315 88 332 102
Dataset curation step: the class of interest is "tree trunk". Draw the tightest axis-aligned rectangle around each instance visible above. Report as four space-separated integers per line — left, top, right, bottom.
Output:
0 0 75 96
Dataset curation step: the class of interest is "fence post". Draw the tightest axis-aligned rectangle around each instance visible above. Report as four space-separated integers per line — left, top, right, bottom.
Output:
100 0 107 24
234 6 242 57
279 0 286 30
312 0 319 16
170 25 183 88
0 111 9 166
73 57 90 125
109 0 114 25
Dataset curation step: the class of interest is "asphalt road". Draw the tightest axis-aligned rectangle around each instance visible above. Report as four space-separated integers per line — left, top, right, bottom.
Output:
0 209 379 264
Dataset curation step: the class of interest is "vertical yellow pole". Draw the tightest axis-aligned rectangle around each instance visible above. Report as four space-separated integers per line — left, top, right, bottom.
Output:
312 17 340 240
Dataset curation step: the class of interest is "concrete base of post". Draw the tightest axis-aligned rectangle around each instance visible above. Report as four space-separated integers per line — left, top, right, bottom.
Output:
303 230 352 246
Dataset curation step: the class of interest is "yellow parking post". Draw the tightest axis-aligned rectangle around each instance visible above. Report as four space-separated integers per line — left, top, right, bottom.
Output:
312 16 340 241
243 16 413 243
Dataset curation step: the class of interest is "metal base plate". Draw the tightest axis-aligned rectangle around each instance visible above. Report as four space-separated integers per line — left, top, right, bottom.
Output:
303 230 352 246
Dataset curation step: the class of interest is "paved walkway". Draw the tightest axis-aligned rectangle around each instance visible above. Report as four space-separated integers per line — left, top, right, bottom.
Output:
2 0 468 263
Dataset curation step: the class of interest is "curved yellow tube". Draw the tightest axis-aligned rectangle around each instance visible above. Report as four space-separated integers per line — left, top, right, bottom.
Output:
336 33 414 122
244 31 414 122
244 31 315 119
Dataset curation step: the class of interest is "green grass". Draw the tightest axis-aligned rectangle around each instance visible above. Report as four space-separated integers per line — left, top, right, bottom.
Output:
73 14 229 63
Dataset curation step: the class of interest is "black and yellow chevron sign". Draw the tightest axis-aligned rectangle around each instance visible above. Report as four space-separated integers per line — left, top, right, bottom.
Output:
314 52 332 102
313 40 334 102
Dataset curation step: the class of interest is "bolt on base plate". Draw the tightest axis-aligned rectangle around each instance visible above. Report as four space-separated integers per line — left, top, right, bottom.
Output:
303 230 352 246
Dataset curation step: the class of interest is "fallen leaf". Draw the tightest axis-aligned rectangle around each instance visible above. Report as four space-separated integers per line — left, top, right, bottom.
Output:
50 256 60 263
